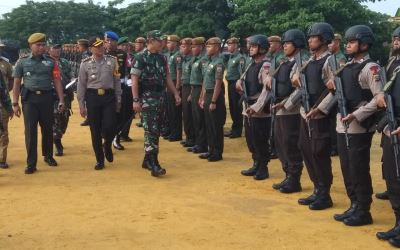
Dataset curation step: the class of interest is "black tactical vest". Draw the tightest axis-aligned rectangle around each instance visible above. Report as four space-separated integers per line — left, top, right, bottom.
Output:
304 54 329 106
340 59 373 112
245 61 264 97
388 59 400 116
276 60 295 100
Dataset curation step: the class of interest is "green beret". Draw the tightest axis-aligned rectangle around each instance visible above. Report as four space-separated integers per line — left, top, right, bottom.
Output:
206 37 221 45
192 37 205 45
28 33 46 44
167 35 180 42
77 39 89 45
227 37 239 44
180 38 192 45
134 37 146 43
118 36 129 45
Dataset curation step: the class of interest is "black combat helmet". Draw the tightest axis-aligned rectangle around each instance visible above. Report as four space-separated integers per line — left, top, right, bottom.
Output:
345 25 375 45
307 22 334 43
393 27 400 38
248 34 270 53
282 29 306 48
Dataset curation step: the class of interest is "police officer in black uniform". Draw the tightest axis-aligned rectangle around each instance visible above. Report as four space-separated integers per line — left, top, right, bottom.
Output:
293 23 334 210
270 29 306 193
376 26 400 248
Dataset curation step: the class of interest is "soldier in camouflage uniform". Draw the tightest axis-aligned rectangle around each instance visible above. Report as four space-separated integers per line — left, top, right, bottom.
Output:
49 44 73 156
131 30 181 177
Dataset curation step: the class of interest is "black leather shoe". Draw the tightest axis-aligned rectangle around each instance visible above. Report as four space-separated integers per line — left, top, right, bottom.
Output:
168 137 182 142
199 152 211 159
298 189 319 205
24 166 37 174
224 131 232 137
80 119 89 126
343 210 373 226
279 177 302 193
208 155 223 162
0 162 9 169
94 162 104 170
389 235 400 248
193 146 208 154
333 202 358 222
273 176 288 190
253 161 269 180
113 137 125 150
241 161 258 176
44 156 58 167
104 143 114 163
309 196 333 210
377 227 400 241
54 139 63 156
180 140 186 145
150 154 166 177
183 141 195 147
120 136 133 142
375 191 389 200
229 134 241 139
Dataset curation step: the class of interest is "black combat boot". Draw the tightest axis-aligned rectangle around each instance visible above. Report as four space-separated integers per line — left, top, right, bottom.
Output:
377 210 400 240
389 235 400 248
334 201 358 222
343 205 373 226
375 190 389 200
279 175 302 193
298 186 319 205
150 154 166 177
241 160 258 176
254 159 269 180
309 185 333 210
54 138 63 156
112 135 125 150
273 173 288 190
142 153 152 170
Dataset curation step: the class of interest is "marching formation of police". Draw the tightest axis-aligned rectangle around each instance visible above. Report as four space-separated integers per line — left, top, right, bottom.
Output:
2 22 400 247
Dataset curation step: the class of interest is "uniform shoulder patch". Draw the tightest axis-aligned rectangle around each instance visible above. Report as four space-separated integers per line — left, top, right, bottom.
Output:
106 54 117 59
81 57 92 63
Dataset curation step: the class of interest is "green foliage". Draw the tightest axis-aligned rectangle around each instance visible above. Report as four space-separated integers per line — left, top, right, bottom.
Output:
0 0 394 61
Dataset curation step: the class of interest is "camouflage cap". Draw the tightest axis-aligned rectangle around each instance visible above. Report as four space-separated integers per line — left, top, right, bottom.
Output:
77 39 89 46
180 38 192 45
268 35 281 43
206 37 222 45
28 32 46 44
135 37 146 43
226 37 239 44
147 30 163 41
88 37 104 47
334 33 342 41
118 36 129 45
167 35 180 42
192 37 205 45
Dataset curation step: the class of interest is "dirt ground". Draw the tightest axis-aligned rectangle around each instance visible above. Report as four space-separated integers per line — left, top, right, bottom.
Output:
0 100 395 250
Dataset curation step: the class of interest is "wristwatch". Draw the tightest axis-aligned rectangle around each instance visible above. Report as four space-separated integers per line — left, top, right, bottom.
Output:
133 98 140 103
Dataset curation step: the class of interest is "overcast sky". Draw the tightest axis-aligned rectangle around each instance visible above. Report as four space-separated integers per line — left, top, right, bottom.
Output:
0 0 398 17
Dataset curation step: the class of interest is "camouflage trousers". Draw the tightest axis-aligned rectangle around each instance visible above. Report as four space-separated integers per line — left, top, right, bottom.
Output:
53 98 71 140
141 91 164 154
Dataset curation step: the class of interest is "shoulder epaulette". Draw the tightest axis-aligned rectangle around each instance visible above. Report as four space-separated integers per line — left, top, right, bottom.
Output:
105 54 117 59
81 57 91 63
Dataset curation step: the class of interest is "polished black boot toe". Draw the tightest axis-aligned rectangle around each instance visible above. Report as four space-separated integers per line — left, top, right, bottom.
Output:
333 203 358 222
199 152 211 159
298 191 318 206
389 235 400 248
376 227 400 241
24 166 37 174
309 196 333 210
272 177 288 190
208 155 222 162
375 191 389 200
94 162 104 170
44 157 58 167
279 176 302 193
241 162 258 176
104 144 114 163
343 210 373 226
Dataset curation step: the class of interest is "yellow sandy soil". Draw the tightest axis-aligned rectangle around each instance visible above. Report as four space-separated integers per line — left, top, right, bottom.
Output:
0 101 394 250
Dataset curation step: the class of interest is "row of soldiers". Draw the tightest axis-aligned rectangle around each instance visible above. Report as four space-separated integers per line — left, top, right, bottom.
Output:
3 23 400 248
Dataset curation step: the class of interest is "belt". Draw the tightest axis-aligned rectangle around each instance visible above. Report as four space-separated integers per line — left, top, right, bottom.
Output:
28 89 53 95
87 88 114 96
